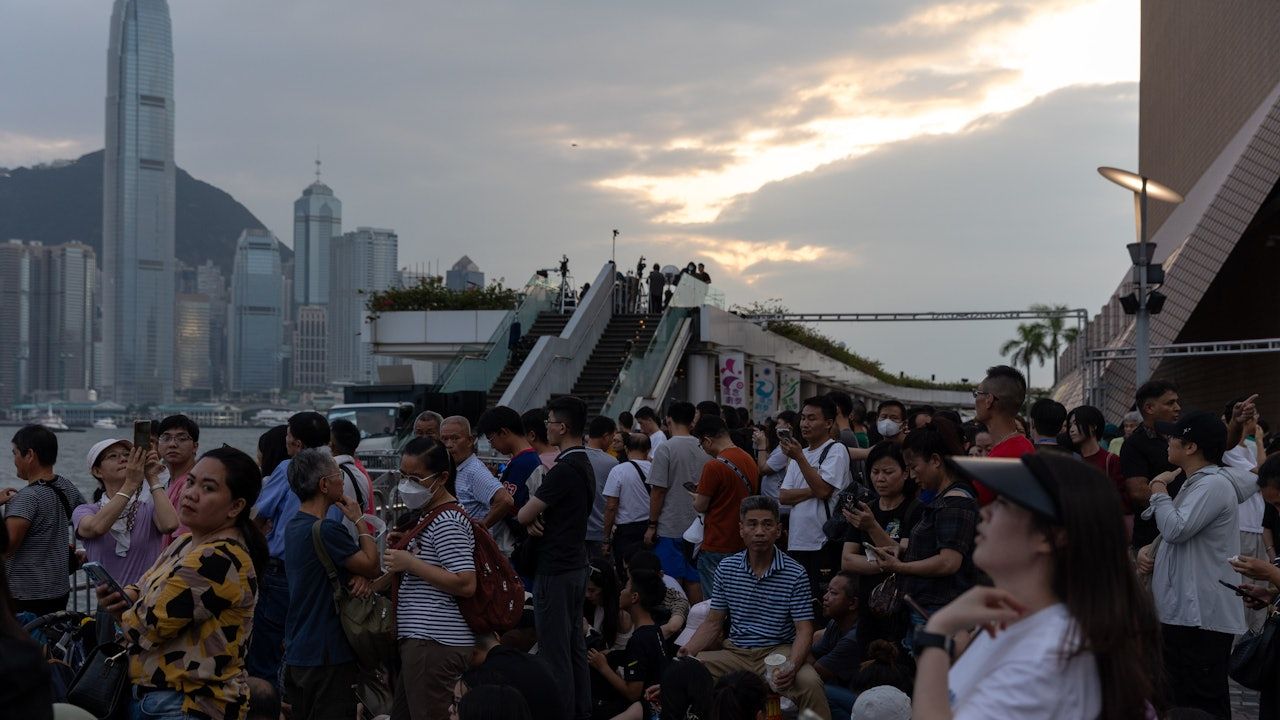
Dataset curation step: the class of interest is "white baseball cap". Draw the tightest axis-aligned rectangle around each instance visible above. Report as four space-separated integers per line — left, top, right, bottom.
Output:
851 685 911 720
86 438 130 476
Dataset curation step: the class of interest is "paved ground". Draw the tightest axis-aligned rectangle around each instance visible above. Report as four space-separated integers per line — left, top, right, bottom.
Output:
1230 680 1259 719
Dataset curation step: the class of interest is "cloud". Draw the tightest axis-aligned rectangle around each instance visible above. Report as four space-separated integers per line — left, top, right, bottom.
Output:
0 0 1141 382
0 131 92 169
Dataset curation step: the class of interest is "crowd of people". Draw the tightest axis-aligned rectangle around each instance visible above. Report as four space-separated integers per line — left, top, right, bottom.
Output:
2 363 1279 720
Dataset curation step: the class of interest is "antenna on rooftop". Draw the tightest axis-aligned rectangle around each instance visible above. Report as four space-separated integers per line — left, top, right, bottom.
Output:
314 146 322 183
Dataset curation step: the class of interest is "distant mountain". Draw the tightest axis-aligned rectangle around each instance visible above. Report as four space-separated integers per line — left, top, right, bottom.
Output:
0 150 289 277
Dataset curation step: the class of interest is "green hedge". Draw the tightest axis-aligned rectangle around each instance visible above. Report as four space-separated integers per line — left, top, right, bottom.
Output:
365 279 519 317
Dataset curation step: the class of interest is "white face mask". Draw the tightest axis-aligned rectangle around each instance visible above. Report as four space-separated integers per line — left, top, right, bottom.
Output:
397 473 441 510
877 419 902 438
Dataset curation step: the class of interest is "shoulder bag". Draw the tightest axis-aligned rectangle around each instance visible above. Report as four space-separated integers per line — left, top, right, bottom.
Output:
65 641 129 720
1229 608 1279 690
310 521 396 669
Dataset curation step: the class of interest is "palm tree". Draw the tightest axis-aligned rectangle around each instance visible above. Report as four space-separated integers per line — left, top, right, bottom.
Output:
1001 323 1048 389
1029 304 1080 385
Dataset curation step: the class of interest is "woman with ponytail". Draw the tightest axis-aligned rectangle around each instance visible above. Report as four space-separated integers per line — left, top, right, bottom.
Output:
97 445 265 720
912 452 1165 719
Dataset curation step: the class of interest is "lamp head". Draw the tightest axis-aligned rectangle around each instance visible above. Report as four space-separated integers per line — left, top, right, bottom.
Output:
1097 167 1184 204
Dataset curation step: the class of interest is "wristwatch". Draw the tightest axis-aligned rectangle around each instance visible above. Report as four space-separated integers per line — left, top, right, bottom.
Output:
913 630 954 659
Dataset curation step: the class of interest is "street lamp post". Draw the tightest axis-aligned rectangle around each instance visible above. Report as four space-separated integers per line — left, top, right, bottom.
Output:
1097 167 1184 385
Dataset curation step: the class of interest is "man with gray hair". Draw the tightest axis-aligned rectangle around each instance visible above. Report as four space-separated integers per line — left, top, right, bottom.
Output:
282 448 382 720
440 415 515 550
414 410 444 440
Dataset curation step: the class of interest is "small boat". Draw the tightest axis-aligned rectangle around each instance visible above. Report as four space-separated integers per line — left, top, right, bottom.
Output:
92 417 118 429
36 406 70 432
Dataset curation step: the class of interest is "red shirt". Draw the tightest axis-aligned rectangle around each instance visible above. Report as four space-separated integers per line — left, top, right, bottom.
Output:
978 435 1036 505
1081 448 1129 512
696 447 759 553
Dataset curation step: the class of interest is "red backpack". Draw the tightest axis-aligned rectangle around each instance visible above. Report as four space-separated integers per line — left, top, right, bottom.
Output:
394 501 525 635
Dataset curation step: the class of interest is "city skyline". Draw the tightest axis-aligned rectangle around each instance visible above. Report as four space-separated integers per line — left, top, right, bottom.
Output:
1 1 1143 381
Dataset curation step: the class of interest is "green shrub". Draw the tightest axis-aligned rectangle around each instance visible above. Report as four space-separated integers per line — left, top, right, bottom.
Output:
365 278 519 317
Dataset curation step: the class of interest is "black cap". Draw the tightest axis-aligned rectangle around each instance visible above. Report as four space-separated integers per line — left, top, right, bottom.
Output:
1155 410 1227 455
949 455 1061 522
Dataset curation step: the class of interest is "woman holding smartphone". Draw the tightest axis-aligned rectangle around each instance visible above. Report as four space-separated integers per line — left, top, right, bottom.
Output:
911 453 1164 720
74 439 178 586
97 446 266 720
870 419 978 647
753 411 797 505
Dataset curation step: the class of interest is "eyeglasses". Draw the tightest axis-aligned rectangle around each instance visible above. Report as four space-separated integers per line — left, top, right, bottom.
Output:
159 433 193 444
972 390 998 401
391 470 442 484
544 420 565 427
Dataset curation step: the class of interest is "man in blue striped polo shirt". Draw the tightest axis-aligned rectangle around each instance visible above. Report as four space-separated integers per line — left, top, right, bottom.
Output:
678 495 832 719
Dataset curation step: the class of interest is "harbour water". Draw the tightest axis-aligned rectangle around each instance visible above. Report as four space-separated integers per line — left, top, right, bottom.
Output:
0 424 272 499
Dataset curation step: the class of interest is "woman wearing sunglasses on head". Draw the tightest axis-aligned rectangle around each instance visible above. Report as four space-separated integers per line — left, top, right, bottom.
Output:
911 453 1164 720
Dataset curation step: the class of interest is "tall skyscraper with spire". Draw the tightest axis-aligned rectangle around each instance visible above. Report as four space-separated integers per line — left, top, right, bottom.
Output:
102 0 176 404
293 159 342 307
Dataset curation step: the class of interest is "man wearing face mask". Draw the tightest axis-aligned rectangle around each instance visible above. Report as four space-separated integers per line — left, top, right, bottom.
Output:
849 401 909 465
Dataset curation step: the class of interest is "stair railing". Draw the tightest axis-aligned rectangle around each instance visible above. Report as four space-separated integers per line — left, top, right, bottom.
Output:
435 273 559 393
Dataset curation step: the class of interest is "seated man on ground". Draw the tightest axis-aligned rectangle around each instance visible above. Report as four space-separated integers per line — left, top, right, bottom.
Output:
678 495 832 719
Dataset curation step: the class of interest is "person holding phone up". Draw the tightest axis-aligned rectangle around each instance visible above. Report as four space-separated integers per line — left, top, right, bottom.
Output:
97 446 267 720
74 439 177 586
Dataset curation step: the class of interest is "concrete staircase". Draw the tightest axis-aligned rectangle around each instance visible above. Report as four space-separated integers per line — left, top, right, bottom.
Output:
569 313 662 417
486 312 572 407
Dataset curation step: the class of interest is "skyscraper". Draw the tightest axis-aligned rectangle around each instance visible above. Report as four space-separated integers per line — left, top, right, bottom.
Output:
329 227 398 385
32 242 96 397
103 0 176 404
292 305 329 389
0 241 98 407
228 230 284 395
174 293 212 394
293 165 341 307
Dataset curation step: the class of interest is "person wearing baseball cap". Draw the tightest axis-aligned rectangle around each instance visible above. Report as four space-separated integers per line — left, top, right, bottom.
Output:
72 439 176 586
1144 409 1255 717
911 453 1163 720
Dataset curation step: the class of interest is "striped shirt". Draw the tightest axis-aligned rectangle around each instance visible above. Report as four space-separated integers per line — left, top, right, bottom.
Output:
395 507 476 647
710 549 813 648
2 476 86 601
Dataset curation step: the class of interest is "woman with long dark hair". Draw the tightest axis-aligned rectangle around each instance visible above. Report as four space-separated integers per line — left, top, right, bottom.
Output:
97 445 267 720
870 418 977 646
584 557 626 649
1067 406 1130 531
912 453 1165 719
257 425 290 479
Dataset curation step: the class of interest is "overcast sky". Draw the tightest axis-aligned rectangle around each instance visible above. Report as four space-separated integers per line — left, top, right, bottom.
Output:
1 0 1141 386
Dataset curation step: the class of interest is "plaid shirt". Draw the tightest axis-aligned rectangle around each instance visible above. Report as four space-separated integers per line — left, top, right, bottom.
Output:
902 483 979 611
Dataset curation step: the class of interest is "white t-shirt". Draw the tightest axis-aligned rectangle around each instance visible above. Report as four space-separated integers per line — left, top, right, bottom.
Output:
780 440 850 551
649 430 667 458
1223 443 1264 533
948 603 1100 720
603 459 653 525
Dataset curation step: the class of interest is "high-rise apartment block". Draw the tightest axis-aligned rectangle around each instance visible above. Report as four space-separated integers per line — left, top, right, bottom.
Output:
103 0 176 404
292 305 329 389
228 229 284 395
329 227 398 385
0 241 97 407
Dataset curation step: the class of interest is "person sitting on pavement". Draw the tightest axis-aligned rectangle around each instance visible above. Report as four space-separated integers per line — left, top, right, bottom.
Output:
679 495 832 719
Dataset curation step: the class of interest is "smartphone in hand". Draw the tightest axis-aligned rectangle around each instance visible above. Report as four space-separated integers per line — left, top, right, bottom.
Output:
83 561 132 608
133 420 152 451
